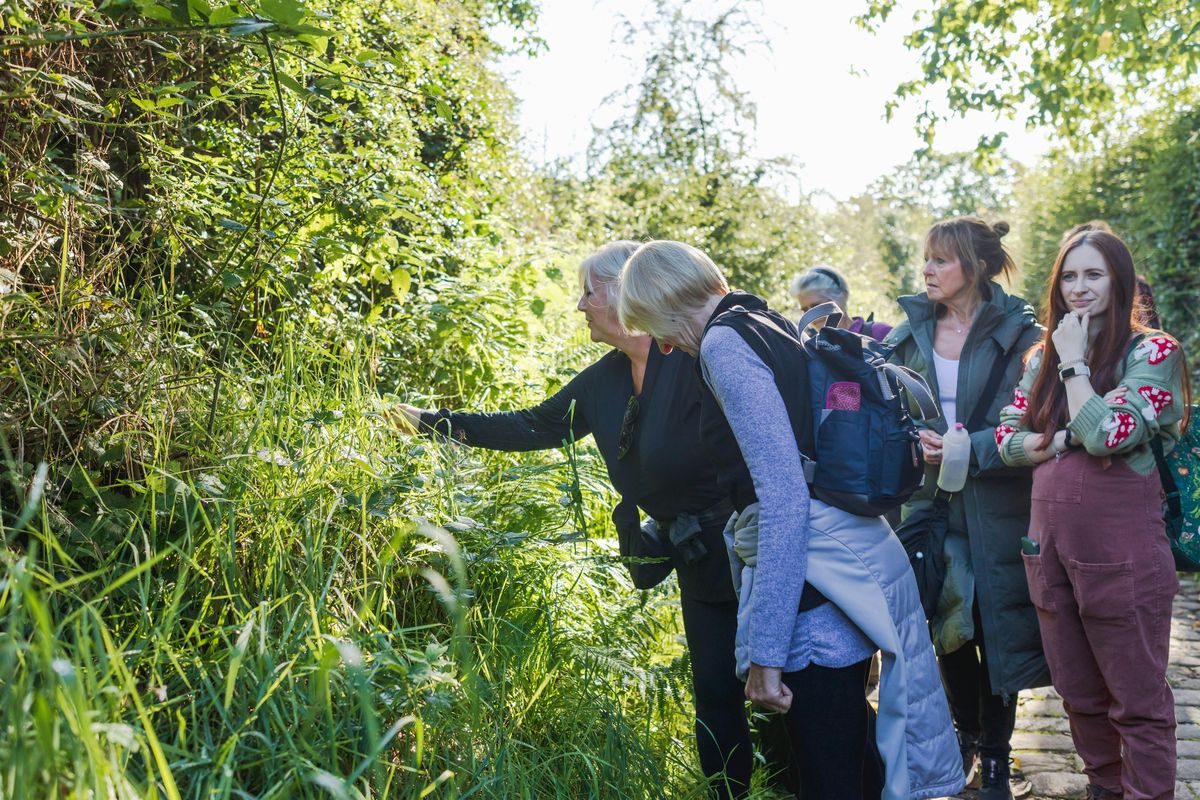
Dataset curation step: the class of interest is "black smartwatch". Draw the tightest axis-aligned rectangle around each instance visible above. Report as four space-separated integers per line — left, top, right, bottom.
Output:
1058 363 1091 382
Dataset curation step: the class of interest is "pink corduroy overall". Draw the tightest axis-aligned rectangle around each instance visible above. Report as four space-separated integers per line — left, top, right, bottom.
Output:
1023 449 1179 800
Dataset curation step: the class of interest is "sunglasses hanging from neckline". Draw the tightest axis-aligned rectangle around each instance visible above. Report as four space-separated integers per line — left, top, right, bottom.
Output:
617 394 640 459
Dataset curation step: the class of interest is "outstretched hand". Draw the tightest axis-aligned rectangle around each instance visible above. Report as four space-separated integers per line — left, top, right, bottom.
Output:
1052 311 1090 364
384 402 426 435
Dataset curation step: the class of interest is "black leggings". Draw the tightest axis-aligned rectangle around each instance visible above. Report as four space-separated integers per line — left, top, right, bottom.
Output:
779 657 884 800
937 602 1017 760
679 592 753 799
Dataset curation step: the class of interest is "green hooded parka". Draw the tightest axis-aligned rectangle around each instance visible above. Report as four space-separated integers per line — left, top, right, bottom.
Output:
887 282 1052 698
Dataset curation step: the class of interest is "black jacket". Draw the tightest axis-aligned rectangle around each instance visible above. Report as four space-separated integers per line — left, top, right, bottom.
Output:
421 343 734 599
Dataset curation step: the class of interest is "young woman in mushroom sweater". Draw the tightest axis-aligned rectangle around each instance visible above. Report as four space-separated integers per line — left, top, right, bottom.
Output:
997 229 1189 800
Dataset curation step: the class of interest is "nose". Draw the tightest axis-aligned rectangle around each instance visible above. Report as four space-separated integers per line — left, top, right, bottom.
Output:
576 293 587 312
922 260 935 276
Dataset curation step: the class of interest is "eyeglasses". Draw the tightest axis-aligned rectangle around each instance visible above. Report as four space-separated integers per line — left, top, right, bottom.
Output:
584 280 614 308
617 394 640 459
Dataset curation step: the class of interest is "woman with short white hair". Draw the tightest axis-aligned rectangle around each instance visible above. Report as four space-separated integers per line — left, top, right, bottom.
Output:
391 241 763 798
619 240 963 800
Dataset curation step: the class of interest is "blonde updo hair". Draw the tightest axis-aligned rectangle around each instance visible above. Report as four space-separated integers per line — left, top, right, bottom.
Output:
618 240 729 352
578 240 641 292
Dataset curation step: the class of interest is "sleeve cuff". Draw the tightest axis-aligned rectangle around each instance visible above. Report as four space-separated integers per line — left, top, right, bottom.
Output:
748 649 786 670
1002 432 1037 467
419 409 454 440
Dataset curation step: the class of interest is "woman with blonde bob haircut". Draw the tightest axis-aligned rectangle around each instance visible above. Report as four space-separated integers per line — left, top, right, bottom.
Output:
619 240 963 800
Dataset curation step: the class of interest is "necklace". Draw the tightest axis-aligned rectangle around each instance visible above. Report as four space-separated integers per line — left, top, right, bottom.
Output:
942 308 974 335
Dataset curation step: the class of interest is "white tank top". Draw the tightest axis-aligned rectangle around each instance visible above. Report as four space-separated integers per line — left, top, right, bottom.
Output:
933 350 959 425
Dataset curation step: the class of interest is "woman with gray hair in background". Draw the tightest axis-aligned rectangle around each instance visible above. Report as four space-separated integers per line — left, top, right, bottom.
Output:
390 241 762 798
619 240 963 800
790 265 893 340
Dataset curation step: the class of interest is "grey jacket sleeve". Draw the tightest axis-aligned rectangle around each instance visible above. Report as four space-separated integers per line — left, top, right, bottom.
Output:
700 326 811 668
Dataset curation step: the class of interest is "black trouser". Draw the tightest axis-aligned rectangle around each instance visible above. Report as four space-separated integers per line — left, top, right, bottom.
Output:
679 591 753 799
775 656 884 800
758 660 884 799
937 600 1017 761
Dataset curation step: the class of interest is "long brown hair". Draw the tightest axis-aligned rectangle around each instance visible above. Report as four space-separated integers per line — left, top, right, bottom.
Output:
1026 231 1144 433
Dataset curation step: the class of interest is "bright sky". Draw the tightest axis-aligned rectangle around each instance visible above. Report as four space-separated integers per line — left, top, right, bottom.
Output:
496 0 1053 201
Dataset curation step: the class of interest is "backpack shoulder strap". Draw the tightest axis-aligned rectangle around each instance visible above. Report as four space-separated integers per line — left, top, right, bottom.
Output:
1150 437 1182 519
797 301 844 336
880 363 940 420
1124 333 1148 371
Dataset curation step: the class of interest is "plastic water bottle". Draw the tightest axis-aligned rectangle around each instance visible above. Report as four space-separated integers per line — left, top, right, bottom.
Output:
937 422 970 493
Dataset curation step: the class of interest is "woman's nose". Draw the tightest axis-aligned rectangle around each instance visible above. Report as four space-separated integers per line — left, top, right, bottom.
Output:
576 294 587 311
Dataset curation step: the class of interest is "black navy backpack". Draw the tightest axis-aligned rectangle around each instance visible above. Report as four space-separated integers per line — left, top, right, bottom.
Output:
737 302 939 517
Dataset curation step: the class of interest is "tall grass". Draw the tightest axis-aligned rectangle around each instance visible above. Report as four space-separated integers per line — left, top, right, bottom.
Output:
0 306 758 798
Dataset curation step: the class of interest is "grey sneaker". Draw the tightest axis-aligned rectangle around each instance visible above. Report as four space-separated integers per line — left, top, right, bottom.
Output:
979 756 1014 800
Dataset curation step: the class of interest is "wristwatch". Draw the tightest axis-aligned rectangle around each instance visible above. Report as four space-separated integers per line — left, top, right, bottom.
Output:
1058 362 1091 381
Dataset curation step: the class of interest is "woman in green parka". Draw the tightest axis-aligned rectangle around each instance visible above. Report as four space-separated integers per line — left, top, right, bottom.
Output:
886 217 1051 800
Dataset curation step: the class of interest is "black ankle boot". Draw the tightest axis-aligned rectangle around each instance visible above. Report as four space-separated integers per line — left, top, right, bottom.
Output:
1085 784 1122 799
979 756 1013 800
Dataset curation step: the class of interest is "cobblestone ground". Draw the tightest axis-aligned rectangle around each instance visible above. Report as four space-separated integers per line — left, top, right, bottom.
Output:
947 573 1200 799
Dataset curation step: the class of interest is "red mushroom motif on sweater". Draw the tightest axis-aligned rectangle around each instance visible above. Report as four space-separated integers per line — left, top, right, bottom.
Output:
1136 385 1174 419
995 424 1018 447
1135 336 1178 366
1102 410 1138 448
1001 387 1028 418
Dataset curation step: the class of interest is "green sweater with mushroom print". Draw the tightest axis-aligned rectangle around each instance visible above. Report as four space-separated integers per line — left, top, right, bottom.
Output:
997 332 1186 476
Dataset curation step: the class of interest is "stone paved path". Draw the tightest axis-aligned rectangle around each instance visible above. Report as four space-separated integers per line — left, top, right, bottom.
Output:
949 573 1200 799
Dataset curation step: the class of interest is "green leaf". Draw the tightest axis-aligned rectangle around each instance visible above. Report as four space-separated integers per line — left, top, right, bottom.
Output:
391 268 411 297
276 71 307 95
259 0 303 25
1119 7 1142 32
134 0 176 23
217 218 247 232
208 4 239 24
282 22 335 37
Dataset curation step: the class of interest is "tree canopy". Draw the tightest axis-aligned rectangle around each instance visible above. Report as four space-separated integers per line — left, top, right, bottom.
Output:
857 0 1200 146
